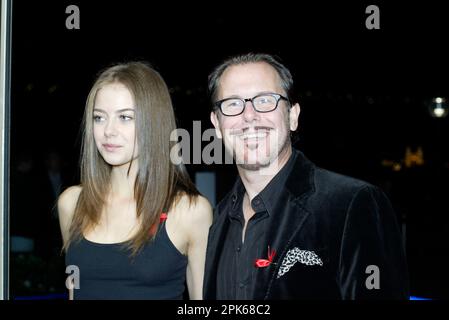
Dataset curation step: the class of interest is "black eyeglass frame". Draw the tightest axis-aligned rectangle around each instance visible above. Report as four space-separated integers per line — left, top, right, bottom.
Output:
214 93 290 116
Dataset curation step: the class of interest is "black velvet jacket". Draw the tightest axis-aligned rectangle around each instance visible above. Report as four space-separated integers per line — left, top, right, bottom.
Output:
203 150 409 299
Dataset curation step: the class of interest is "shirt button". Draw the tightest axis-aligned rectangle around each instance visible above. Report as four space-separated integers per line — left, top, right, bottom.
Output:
253 198 260 206
236 246 241 252
239 283 245 289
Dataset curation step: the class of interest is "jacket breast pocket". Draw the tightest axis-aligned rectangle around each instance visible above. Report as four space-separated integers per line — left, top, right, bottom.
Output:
276 246 329 279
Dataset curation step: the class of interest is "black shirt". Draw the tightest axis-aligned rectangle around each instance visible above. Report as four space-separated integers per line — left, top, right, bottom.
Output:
216 150 298 300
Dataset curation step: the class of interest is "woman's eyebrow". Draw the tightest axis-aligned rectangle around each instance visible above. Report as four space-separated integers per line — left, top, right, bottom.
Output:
116 108 135 113
93 108 135 113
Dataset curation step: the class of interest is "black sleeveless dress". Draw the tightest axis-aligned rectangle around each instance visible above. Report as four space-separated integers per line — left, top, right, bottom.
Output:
65 221 187 299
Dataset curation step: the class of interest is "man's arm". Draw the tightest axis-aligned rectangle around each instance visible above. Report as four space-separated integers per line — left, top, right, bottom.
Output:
337 185 409 299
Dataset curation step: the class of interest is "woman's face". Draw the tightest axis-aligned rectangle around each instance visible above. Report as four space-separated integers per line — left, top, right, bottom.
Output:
93 83 138 167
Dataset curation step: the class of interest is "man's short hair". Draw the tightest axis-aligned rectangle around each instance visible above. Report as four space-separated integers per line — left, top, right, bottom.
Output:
208 53 295 106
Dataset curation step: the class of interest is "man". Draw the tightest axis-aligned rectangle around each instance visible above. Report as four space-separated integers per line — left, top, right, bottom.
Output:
203 53 409 299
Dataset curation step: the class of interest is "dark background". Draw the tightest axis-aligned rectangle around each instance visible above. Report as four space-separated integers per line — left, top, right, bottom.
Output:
8 1 449 299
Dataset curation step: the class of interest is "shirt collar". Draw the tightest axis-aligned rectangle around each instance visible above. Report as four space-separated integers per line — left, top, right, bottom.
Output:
228 149 298 217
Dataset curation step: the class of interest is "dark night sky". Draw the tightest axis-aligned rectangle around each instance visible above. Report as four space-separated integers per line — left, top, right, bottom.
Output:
11 1 448 165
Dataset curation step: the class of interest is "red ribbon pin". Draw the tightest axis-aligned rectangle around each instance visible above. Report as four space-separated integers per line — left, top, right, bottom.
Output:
255 246 276 268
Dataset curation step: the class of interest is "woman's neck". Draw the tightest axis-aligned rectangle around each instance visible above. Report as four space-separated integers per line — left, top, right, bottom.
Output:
109 160 138 200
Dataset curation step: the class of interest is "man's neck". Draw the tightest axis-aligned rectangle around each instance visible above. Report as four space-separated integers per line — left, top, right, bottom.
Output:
238 146 292 202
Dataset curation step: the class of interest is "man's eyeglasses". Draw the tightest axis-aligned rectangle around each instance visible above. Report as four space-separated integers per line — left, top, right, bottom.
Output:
214 93 290 116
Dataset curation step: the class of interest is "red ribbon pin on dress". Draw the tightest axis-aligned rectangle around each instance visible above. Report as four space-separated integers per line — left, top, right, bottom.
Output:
159 212 168 222
255 246 276 268
149 212 168 236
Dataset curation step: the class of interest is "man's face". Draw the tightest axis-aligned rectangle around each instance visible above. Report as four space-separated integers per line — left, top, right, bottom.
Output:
211 62 300 171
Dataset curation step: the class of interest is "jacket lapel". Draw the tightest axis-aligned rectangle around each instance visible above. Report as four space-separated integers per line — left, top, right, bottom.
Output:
251 151 316 299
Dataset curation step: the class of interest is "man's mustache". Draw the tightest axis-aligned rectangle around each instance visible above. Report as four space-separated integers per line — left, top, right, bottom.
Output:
228 126 274 136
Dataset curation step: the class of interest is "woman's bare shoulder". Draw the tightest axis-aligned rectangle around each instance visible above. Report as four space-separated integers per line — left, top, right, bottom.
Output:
171 193 213 226
58 185 82 244
58 185 82 219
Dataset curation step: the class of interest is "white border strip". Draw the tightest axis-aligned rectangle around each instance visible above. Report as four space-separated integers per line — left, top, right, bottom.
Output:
0 0 11 300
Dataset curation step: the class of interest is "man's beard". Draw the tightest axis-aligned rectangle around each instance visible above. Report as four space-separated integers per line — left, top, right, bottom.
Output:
235 131 290 172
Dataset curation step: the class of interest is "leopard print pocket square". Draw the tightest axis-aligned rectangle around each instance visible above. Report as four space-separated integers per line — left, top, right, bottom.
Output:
277 247 323 279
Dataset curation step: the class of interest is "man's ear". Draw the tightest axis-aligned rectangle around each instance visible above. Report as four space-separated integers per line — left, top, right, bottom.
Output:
289 103 301 131
210 111 223 139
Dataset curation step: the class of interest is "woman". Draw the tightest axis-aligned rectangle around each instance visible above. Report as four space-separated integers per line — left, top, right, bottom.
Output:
58 62 212 299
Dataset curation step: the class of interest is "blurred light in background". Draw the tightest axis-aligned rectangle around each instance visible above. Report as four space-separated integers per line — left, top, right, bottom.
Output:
428 97 448 118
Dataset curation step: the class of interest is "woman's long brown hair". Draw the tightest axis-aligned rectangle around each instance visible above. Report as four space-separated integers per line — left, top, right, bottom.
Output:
64 62 199 256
